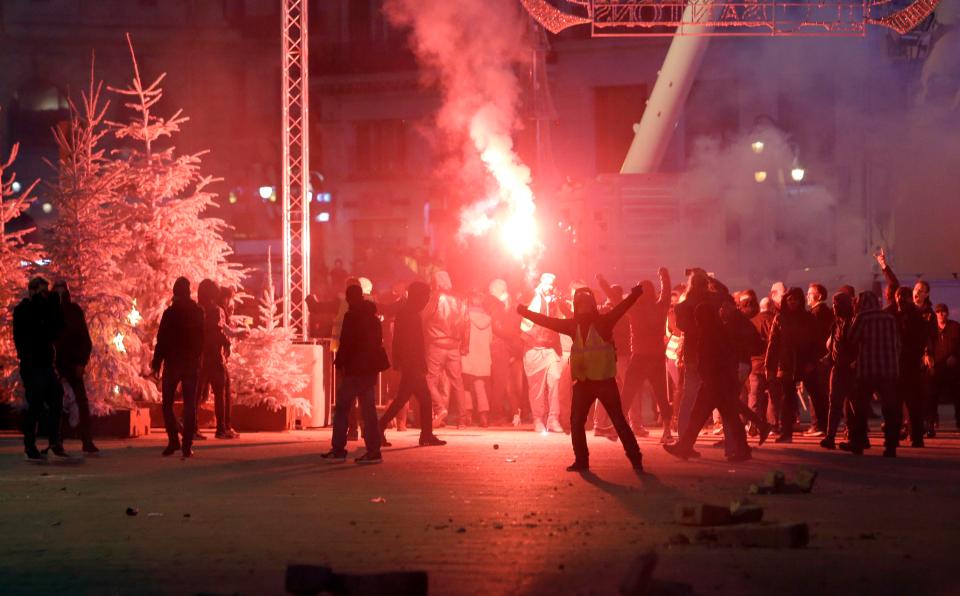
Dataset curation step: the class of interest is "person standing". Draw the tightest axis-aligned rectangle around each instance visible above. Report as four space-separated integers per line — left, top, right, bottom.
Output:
461 292 493 428
14 277 67 461
151 277 204 458
52 281 98 454
847 291 901 457
821 292 856 450
378 282 446 448
197 279 238 440
488 281 526 426
894 287 929 447
520 273 564 433
423 271 469 428
932 304 960 429
518 284 645 472
805 283 835 437
322 284 389 464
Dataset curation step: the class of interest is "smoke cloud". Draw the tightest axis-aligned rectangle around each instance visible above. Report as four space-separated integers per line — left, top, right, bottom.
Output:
384 0 542 271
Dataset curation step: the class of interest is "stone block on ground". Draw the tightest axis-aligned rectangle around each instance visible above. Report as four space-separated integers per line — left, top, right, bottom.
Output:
693 522 809 548
674 503 733 526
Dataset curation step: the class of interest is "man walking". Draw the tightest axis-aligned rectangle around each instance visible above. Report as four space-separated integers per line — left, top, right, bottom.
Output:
52 280 98 454
151 277 205 458
423 271 469 428
14 277 67 461
322 284 389 464
197 279 238 439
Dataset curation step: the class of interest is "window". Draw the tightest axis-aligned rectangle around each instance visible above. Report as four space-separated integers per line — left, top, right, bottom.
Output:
594 85 647 174
352 119 407 178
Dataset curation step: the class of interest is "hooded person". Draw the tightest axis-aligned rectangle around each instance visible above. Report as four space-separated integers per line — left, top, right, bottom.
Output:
151 277 205 458
764 286 819 443
196 279 238 440
422 270 469 427
822 292 856 450
14 276 66 461
51 280 97 454
518 283 645 472
322 284 390 464
378 281 446 448
520 273 564 433
847 291 901 456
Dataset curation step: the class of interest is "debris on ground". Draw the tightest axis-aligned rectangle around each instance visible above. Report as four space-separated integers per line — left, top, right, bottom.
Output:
125 507 138 516
369 497 387 504
505 458 517 463
674 499 764 526
693 522 809 548
748 468 818 494
285 564 428 596
493 444 499 450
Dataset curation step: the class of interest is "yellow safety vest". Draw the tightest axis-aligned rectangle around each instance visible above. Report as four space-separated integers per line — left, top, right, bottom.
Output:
570 324 618 382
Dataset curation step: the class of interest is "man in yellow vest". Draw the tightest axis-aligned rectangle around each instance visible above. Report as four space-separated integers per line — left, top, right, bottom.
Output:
518 283 645 472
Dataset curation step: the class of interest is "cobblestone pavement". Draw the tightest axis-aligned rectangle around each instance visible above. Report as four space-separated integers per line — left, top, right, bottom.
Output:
1 425 958 595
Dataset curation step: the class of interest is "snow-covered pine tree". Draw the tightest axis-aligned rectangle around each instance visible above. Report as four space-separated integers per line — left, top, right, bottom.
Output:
107 35 244 381
0 139 41 401
229 251 310 415
45 62 149 412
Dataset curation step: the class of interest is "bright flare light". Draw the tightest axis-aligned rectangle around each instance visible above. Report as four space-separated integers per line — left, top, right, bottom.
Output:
112 332 126 353
127 300 142 327
258 185 274 200
754 170 768 183
751 140 764 153
791 167 805 182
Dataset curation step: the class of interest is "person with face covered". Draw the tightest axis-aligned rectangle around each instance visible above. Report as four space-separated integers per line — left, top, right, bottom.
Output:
518 284 644 472
764 287 819 443
821 292 856 450
378 281 446 448
14 277 67 461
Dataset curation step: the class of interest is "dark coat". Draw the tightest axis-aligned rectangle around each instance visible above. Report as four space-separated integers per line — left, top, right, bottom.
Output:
391 300 427 374
200 303 230 371
55 300 93 372
335 300 389 376
152 297 205 373
765 309 819 380
896 305 930 370
13 294 63 367
809 302 835 358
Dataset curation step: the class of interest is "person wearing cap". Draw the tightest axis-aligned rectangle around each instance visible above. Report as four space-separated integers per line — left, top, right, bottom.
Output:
13 276 67 461
151 277 205 458
932 303 960 429
518 283 645 472
52 280 98 454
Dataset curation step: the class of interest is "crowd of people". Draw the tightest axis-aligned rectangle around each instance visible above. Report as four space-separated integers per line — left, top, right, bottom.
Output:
321 249 960 470
10 249 960 470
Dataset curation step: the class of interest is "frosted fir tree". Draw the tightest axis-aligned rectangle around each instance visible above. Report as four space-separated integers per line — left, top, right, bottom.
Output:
0 139 41 401
107 35 244 381
45 63 150 412
229 252 310 415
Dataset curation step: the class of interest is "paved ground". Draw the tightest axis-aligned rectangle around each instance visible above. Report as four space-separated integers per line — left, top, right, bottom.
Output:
1 424 958 596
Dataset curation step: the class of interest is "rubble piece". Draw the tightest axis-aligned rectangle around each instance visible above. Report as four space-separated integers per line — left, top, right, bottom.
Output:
369 497 387 504
674 501 764 526
793 468 818 493
693 522 809 548
618 549 657 595
493 444 499 450
125 507 139 516
285 564 428 596
749 469 818 495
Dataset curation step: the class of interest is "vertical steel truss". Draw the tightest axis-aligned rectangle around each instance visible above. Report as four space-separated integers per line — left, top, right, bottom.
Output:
282 0 310 340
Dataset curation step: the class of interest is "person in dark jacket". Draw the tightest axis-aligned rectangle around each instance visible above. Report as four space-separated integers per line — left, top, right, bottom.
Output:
894 287 930 447
821 292 856 450
196 279 238 440
932 304 960 429
52 280 98 454
322 284 389 464
764 287 819 443
805 283 835 436
14 276 67 461
151 277 205 458
378 281 446 448
488 280 526 426
742 293 780 431
518 284 644 472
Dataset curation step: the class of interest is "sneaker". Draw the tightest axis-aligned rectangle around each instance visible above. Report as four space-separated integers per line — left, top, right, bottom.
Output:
419 435 447 447
547 418 563 433
819 437 836 450
566 460 589 472
381 434 393 448
633 425 650 438
804 428 826 438
355 452 383 465
838 441 864 456
663 443 699 460
162 444 181 457
774 434 793 444
24 447 45 462
594 428 619 442
181 447 195 459
49 446 72 459
757 422 772 447
194 431 208 441
82 442 100 454
215 428 239 439
511 412 522 427
710 425 724 436
628 452 644 473
534 419 546 434
660 428 674 444
320 450 347 462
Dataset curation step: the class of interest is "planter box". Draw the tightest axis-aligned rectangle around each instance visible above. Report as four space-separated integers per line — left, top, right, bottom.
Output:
231 403 295 432
146 401 216 429
92 407 151 438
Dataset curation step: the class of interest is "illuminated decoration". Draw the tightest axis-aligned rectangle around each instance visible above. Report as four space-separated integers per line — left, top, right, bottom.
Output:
751 140 765 153
11 180 21 193
41 202 53 214
315 211 330 223
791 166 805 182
127 300 142 327
281 0 311 341
113 385 120 395
258 185 274 200
754 170 768 182
112 332 126 353
228 191 238 204
520 0 941 36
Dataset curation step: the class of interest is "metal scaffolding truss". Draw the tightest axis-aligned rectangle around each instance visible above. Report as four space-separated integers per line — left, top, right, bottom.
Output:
281 0 310 341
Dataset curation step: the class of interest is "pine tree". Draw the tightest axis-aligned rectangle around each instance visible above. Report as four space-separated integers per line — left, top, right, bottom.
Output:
229 252 310 415
45 61 149 412
0 139 41 401
106 35 244 374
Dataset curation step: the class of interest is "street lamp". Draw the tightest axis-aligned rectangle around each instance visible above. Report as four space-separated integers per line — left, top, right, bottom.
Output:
791 166 805 182
751 140 764 153
754 170 768 183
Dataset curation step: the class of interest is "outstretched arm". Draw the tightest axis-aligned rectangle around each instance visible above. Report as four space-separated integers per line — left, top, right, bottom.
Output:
595 274 619 304
876 248 899 295
657 267 671 307
516 305 574 336
606 284 643 324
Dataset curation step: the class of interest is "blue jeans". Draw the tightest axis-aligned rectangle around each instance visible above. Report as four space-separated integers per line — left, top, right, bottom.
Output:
332 373 381 455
